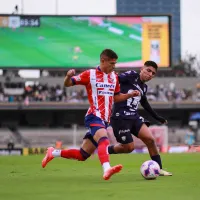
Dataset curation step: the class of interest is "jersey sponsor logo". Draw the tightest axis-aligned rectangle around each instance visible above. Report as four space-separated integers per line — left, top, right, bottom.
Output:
119 129 130 134
96 83 115 89
124 111 135 116
98 90 114 96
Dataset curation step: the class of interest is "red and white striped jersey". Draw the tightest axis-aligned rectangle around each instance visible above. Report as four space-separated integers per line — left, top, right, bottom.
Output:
71 67 120 122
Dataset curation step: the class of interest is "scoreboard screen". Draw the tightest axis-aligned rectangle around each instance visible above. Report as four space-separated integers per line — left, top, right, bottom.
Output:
0 15 171 68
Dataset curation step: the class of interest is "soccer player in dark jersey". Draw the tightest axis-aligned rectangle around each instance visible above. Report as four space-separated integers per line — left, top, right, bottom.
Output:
108 61 172 176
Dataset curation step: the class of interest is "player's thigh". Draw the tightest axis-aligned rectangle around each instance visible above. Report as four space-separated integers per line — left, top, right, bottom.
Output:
130 115 150 138
138 123 155 144
107 125 118 145
85 114 108 143
81 138 96 155
93 128 108 143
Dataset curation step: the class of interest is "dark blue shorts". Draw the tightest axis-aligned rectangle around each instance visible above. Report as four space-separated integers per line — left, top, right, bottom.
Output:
110 114 150 144
83 114 109 147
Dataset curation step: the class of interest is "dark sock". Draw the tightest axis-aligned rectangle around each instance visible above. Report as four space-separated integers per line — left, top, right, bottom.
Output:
151 154 162 169
108 145 117 154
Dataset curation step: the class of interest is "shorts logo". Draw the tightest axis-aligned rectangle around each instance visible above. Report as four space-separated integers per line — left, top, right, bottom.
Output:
121 136 126 141
119 129 130 134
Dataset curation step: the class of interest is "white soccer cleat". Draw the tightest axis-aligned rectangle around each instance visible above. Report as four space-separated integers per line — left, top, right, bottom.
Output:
159 169 172 176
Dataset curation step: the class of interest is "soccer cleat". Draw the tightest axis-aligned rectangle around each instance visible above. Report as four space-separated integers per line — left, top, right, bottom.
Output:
42 147 54 168
159 169 172 176
103 164 123 180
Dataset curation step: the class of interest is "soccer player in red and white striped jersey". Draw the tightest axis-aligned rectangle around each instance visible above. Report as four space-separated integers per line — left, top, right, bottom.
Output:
42 49 140 180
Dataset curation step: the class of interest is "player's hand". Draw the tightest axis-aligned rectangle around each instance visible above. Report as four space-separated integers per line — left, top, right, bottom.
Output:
66 69 76 77
128 90 140 97
157 116 168 124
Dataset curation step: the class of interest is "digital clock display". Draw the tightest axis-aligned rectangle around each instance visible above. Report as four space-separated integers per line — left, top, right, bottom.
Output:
20 16 40 27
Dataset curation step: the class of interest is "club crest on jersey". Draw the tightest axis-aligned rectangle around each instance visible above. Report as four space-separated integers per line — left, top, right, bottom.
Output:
96 83 115 89
74 75 81 81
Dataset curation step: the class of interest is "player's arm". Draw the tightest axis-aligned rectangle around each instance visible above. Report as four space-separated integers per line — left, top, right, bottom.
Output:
114 90 140 103
114 74 140 102
64 69 75 87
64 69 89 87
140 95 167 124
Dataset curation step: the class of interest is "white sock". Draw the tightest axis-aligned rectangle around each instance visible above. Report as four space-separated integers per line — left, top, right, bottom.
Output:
103 162 111 173
52 149 61 157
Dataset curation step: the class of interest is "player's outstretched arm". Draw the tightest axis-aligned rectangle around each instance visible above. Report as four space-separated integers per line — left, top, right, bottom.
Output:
114 90 140 103
64 69 76 87
140 95 167 124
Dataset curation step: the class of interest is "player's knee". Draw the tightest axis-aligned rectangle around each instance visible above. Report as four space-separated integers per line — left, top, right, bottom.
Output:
81 156 90 161
124 144 134 153
80 148 91 161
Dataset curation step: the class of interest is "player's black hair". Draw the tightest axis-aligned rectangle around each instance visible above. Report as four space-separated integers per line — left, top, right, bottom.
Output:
100 49 118 60
144 60 158 70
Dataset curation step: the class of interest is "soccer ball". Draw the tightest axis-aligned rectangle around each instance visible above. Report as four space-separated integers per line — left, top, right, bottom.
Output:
140 160 160 180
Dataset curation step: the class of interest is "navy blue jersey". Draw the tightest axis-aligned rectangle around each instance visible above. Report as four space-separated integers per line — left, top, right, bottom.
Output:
112 70 148 119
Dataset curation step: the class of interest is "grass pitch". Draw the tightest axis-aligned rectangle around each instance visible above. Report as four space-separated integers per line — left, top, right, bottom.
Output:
0 153 199 200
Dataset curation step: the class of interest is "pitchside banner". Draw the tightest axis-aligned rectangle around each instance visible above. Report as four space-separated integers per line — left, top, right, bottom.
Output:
23 147 46 155
0 148 23 156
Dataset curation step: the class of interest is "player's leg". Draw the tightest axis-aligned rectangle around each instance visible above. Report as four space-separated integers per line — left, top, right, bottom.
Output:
107 125 118 145
60 138 96 160
138 123 160 158
108 119 135 154
42 132 96 168
138 123 172 176
92 127 123 180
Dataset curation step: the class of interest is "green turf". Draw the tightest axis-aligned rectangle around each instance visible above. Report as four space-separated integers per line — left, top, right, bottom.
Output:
0 153 199 200
0 17 142 68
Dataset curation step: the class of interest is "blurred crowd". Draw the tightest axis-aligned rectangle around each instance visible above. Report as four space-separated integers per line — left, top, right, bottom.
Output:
0 81 200 104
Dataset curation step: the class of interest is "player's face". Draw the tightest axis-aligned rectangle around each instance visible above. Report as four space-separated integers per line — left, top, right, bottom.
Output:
101 58 117 73
140 66 157 82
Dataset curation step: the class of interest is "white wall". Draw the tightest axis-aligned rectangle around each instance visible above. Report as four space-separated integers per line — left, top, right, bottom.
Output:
0 0 116 15
0 0 22 14
181 0 200 58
